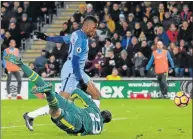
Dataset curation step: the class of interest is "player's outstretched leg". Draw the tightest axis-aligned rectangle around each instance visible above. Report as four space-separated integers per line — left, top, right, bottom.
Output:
4 54 51 131
32 84 65 122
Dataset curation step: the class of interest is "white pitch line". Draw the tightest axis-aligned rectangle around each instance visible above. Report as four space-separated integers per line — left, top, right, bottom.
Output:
2 118 128 129
1 124 53 129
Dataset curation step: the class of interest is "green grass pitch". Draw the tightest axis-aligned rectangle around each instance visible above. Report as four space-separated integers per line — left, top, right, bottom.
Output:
2 99 192 139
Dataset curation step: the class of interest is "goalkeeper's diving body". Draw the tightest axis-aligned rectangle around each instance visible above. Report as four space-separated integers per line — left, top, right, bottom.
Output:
23 16 102 131
4 54 112 136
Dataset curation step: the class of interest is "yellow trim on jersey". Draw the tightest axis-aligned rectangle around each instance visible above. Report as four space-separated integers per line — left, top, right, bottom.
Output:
32 74 39 82
70 94 88 107
29 72 35 80
60 118 75 130
49 97 58 106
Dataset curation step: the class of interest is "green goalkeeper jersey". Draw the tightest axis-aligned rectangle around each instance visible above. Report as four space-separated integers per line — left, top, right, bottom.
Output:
53 89 103 136
70 89 104 135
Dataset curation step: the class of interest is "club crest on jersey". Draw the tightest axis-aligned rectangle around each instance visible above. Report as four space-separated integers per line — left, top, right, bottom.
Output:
77 47 81 53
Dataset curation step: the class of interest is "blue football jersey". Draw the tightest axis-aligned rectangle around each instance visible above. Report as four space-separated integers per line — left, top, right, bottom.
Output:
61 30 89 80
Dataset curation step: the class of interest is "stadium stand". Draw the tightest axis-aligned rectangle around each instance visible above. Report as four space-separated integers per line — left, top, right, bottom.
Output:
1 2 193 78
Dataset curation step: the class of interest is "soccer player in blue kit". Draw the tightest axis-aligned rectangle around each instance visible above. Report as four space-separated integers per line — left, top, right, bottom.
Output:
23 16 102 131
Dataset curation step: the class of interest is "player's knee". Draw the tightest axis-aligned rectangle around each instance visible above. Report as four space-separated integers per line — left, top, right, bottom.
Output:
49 109 61 119
59 91 70 99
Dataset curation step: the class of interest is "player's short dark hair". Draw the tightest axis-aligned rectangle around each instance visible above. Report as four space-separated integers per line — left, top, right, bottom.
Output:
101 110 112 123
83 15 98 24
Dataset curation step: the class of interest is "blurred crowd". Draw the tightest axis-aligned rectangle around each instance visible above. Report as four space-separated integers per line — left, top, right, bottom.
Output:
1 2 193 78
1 1 56 48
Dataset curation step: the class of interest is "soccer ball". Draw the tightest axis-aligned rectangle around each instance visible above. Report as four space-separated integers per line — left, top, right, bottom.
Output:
174 91 190 107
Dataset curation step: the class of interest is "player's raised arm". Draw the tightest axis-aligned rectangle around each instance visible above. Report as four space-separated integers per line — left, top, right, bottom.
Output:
34 32 71 44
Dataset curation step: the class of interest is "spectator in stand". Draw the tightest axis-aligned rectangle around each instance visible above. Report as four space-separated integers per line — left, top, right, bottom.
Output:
59 22 69 36
102 38 114 57
157 26 170 47
79 16 85 28
166 23 179 43
70 21 80 33
178 21 192 43
185 46 193 77
179 39 187 53
144 4 156 20
73 4 86 23
138 31 147 42
111 3 121 24
51 43 68 72
117 50 132 77
86 3 95 16
134 5 143 22
23 1 38 22
1 29 5 39
127 13 135 30
8 22 21 48
180 5 192 22
158 3 165 23
23 62 38 77
96 21 111 46
116 20 131 37
20 13 32 39
172 47 186 77
171 6 181 26
34 50 47 74
140 16 148 33
45 55 58 77
99 6 110 21
39 2 49 23
68 16 75 29
145 21 155 45
85 52 105 77
16 6 23 22
2 32 11 49
121 30 132 49
111 32 121 45
102 49 118 76
189 15 193 37
162 11 174 31
133 22 142 38
88 40 100 61
127 37 141 59
133 52 147 77
168 42 177 54
113 42 123 58
140 40 152 60
104 14 116 33
152 16 160 27
106 68 121 80
12 1 20 13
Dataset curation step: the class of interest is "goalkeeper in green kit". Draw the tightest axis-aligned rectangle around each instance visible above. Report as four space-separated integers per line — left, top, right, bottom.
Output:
4 54 112 136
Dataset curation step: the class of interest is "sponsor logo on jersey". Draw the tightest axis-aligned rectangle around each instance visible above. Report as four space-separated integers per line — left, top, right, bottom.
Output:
77 47 81 53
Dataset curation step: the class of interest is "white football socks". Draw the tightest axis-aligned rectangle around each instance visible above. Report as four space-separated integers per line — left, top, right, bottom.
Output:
27 105 49 119
93 99 100 108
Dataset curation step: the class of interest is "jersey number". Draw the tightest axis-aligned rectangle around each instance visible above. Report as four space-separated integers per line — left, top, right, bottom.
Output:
89 113 102 134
